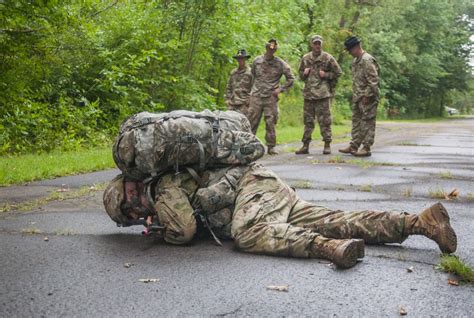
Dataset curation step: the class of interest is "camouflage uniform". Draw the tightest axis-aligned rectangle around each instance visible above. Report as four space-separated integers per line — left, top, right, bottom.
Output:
248 55 294 147
224 66 253 116
350 52 380 149
150 163 410 258
299 51 342 144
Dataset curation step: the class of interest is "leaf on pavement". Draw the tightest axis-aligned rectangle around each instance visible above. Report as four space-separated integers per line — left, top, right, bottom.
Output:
266 285 289 292
139 278 159 283
448 279 459 286
43 237 49 241
124 263 134 268
406 266 414 273
446 189 460 200
399 306 407 316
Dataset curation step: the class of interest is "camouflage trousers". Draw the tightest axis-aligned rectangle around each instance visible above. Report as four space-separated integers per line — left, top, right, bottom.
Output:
350 97 379 148
247 95 279 147
227 103 249 119
231 165 408 258
154 186 197 245
301 98 332 143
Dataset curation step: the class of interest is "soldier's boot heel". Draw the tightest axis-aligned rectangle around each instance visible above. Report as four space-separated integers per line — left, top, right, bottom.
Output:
267 146 279 155
295 143 310 155
339 144 358 154
353 146 371 157
323 142 331 155
310 237 364 269
406 203 457 253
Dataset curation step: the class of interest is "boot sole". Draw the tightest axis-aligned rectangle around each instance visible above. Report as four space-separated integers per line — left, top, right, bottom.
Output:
333 240 363 269
434 203 457 253
352 152 371 157
338 150 355 154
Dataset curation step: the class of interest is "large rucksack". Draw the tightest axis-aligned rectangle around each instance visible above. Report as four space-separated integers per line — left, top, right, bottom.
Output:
113 109 265 180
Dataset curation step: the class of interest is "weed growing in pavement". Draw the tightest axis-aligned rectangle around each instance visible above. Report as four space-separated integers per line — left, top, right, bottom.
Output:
428 187 446 199
466 193 474 201
21 228 42 234
328 155 346 164
360 184 372 192
402 187 413 197
436 254 474 283
439 171 453 179
289 180 313 189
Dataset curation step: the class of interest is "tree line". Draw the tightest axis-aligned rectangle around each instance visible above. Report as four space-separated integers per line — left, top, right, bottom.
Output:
1 0 472 155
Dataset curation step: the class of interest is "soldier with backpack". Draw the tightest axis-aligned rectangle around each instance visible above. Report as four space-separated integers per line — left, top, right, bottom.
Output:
104 165 457 269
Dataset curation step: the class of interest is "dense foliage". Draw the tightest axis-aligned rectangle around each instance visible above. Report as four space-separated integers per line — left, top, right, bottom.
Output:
1 0 472 154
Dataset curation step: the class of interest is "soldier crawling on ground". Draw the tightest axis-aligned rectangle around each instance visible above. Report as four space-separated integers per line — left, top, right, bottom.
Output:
103 163 457 269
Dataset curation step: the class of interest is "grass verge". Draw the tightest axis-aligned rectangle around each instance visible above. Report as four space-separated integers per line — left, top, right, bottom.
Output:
436 254 474 283
0 146 114 186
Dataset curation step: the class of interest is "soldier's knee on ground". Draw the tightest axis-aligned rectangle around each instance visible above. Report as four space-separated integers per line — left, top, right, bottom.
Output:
163 222 197 245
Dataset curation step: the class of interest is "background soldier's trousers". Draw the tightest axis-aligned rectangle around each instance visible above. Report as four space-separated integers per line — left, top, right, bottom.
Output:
350 97 379 148
228 103 249 119
302 98 332 143
247 95 279 147
231 166 409 258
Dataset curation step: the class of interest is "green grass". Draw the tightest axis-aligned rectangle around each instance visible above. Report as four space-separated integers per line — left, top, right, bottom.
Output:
436 254 474 283
439 171 453 179
256 122 351 145
288 180 313 189
0 146 115 186
428 187 447 199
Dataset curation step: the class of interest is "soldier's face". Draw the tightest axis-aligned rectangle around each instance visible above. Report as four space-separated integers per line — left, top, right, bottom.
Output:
236 57 246 68
266 43 277 54
311 41 322 54
348 46 358 57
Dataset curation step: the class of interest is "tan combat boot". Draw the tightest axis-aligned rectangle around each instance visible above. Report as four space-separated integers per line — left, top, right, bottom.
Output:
353 146 371 157
295 143 309 155
323 142 331 155
267 146 278 155
310 237 365 268
339 144 358 154
405 202 457 253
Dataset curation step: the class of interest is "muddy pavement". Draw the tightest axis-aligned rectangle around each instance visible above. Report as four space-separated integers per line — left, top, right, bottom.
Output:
1 118 473 316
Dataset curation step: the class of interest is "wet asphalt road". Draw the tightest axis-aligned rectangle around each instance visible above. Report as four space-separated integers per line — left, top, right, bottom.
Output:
1 118 473 317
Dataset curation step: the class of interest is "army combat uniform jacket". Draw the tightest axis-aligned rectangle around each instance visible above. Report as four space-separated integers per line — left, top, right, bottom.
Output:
250 55 294 98
299 51 342 100
351 52 380 103
224 66 253 113
150 163 411 258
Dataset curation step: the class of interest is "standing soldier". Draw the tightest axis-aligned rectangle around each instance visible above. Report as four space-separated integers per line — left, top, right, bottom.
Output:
295 35 342 155
224 49 253 117
339 36 380 157
248 39 295 155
